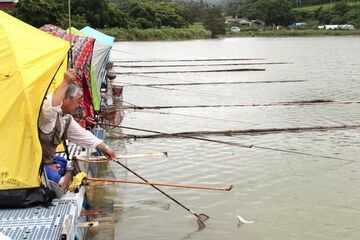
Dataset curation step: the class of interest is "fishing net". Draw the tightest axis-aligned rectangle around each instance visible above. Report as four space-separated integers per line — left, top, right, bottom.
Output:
98 105 123 129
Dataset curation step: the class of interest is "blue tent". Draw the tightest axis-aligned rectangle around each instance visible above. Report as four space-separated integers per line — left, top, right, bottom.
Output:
80 26 114 47
80 27 115 107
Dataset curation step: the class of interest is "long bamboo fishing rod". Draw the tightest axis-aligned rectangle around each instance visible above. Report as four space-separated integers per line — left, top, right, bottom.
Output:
123 71 300 84
119 80 306 87
118 73 306 101
120 99 358 132
112 159 209 228
114 125 360 139
114 62 292 68
117 68 265 75
67 0 73 67
85 177 232 192
110 50 264 65
122 100 360 110
118 73 307 98
107 125 357 163
111 57 266 63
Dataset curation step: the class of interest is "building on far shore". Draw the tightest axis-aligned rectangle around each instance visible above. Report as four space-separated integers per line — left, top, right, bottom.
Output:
318 24 355 30
0 0 18 10
226 17 265 26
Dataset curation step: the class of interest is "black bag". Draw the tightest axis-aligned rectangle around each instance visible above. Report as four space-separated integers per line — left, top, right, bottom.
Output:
0 185 56 208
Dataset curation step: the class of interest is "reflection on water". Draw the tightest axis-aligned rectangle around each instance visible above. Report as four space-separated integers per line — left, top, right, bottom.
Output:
91 37 360 240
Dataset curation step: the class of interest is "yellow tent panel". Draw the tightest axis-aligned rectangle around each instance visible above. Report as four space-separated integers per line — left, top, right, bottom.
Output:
48 58 69 94
0 11 69 190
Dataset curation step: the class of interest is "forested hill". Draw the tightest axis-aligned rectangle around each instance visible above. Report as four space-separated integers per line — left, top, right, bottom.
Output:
9 0 227 39
226 0 360 28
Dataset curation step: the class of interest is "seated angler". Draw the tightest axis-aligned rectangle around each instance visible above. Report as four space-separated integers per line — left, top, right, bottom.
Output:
38 69 116 183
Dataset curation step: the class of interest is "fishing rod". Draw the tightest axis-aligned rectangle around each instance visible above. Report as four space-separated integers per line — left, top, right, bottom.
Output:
67 0 73 68
113 62 292 68
121 100 360 110
117 73 307 99
114 125 360 139
104 124 357 163
85 177 232 192
115 75 246 99
117 80 306 87
117 75 308 100
119 99 360 135
116 68 265 75
110 48 265 63
111 57 266 63
116 78 235 99
112 159 209 228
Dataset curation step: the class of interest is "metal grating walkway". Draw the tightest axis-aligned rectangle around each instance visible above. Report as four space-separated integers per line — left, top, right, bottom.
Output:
0 199 79 240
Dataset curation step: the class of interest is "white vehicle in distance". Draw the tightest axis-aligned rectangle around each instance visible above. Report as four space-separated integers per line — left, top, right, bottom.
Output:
231 26 240 32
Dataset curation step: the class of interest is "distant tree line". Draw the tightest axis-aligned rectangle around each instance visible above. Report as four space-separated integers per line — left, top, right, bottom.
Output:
228 0 295 26
11 0 225 37
225 0 360 27
290 0 347 8
295 1 360 27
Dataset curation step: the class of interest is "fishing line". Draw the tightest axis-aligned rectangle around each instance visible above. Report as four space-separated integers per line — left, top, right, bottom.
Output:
111 48 166 61
115 75 238 99
121 100 252 124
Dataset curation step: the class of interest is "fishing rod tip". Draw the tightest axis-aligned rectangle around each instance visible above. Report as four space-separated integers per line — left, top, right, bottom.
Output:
227 185 234 191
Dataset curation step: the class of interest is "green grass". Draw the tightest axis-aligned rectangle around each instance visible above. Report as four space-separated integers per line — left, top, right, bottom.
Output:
294 2 335 11
190 22 205 30
100 25 211 41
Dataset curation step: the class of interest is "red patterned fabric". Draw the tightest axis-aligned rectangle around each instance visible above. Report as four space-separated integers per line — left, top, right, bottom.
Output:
40 24 95 127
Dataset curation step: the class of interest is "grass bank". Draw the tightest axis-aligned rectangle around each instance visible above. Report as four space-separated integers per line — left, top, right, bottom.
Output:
100 24 211 41
226 29 360 37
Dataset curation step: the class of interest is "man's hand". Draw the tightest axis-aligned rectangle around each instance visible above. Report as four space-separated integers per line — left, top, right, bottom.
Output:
103 146 116 159
64 69 76 84
97 143 116 159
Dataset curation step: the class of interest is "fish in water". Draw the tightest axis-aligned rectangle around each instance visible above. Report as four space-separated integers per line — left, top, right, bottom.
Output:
237 215 254 224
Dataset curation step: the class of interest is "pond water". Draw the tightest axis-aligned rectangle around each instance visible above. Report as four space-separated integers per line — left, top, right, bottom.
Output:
89 37 360 240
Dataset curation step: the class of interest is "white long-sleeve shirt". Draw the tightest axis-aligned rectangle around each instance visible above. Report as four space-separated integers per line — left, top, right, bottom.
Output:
39 94 103 149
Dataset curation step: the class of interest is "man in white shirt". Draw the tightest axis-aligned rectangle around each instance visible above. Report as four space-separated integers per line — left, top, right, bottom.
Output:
38 69 116 182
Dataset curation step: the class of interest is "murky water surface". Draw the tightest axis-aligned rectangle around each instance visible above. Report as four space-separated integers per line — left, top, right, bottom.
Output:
89 37 360 240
